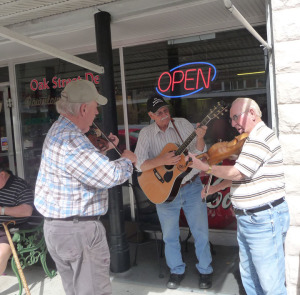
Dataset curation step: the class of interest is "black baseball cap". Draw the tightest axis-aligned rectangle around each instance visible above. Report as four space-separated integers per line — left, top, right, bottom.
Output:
147 95 168 113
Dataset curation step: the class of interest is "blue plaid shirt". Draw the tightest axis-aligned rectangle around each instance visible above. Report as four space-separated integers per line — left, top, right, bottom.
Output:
34 116 133 218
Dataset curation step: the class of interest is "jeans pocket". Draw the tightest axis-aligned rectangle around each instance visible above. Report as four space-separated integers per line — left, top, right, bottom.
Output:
51 231 82 261
276 202 289 215
249 211 271 225
87 221 106 250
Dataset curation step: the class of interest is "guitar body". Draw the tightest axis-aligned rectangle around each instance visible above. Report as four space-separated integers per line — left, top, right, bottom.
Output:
137 101 228 204
137 143 192 204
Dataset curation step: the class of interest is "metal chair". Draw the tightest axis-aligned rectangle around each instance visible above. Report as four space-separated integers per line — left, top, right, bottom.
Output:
10 216 56 295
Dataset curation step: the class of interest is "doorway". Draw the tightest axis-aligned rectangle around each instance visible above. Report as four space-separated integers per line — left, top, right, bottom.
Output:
0 86 16 174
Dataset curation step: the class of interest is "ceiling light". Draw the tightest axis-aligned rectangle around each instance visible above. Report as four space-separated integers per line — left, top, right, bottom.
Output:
237 71 265 76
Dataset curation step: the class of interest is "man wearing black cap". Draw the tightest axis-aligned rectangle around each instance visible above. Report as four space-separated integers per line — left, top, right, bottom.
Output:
134 95 213 290
35 80 136 295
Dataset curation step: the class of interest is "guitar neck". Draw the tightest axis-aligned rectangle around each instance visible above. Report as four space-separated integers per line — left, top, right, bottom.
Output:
174 113 218 156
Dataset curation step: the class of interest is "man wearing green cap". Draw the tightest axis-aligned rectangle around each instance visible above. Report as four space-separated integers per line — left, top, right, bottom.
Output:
35 79 136 295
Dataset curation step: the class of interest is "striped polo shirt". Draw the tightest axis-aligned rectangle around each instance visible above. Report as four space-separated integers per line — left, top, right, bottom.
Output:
231 121 285 209
0 174 34 226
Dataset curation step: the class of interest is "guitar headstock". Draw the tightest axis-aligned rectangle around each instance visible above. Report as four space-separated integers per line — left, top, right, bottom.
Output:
207 101 228 120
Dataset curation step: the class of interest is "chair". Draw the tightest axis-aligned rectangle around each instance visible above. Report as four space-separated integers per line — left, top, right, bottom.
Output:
10 215 57 295
130 172 165 278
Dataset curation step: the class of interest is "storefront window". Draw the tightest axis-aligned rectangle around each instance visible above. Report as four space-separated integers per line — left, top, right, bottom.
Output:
122 26 268 148
122 26 268 230
15 51 121 186
13 26 268 228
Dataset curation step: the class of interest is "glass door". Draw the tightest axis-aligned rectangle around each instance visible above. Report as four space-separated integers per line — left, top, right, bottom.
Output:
0 86 16 174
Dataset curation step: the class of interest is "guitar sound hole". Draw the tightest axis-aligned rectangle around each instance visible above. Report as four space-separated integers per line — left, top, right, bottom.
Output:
165 165 173 170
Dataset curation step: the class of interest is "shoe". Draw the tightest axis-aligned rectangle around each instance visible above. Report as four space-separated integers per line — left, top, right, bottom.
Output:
167 273 185 289
199 273 212 289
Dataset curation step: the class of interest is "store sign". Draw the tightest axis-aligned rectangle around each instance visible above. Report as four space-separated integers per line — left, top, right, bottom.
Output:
29 72 100 91
156 62 217 98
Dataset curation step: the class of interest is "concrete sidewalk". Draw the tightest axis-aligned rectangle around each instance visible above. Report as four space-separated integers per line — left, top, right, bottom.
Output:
0 243 245 295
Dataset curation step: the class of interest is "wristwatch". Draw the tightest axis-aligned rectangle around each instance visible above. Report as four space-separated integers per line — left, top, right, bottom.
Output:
1 206 5 215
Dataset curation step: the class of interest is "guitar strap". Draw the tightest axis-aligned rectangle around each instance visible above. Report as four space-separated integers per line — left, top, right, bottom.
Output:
170 118 184 144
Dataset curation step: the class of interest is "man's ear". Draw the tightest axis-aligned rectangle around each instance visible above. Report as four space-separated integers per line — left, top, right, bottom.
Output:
148 111 154 120
79 104 86 116
249 108 256 119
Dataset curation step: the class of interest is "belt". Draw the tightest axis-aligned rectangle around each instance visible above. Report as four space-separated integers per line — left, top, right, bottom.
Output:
45 215 100 222
233 197 285 215
180 174 198 188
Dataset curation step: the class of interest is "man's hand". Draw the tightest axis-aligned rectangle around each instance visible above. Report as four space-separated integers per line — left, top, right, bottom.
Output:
98 133 120 154
195 124 207 139
160 151 181 165
121 150 137 165
201 185 216 200
185 153 209 171
106 133 119 150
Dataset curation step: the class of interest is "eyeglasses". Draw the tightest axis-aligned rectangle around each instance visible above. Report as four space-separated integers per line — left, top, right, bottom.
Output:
154 107 169 117
229 111 247 124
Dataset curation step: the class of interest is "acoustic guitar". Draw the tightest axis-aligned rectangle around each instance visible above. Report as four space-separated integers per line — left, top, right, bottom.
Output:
137 101 228 204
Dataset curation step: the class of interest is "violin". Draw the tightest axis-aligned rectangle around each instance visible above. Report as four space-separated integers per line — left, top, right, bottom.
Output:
86 127 109 151
87 122 122 156
201 132 249 165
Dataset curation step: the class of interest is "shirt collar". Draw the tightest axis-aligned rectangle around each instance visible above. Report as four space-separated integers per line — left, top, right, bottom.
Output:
153 119 174 135
59 115 83 134
2 174 15 190
249 120 265 136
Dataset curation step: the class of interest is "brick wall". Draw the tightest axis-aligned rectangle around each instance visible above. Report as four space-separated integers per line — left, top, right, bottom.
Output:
271 1 300 294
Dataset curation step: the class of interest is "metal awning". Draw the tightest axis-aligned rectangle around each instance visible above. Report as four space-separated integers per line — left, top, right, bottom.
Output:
0 0 267 67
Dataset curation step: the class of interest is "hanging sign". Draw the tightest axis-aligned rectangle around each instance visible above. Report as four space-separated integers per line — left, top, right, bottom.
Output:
156 62 217 98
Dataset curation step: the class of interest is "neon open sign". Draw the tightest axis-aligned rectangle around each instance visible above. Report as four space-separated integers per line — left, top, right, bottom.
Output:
156 62 217 98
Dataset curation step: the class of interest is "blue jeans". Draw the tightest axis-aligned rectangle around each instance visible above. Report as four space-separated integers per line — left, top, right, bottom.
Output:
236 200 290 295
156 177 213 275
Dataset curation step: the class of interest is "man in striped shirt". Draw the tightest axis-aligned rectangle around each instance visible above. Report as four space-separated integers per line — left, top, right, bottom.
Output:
34 80 136 295
134 95 213 290
190 97 290 295
0 165 34 275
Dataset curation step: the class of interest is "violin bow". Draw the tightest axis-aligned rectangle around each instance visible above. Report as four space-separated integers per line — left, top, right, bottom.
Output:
203 174 213 203
92 122 122 157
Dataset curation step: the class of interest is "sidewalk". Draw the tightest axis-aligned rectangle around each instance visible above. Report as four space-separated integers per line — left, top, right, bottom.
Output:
0 243 245 295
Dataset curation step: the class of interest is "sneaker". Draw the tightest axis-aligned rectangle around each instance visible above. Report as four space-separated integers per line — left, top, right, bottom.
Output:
199 273 212 289
167 273 185 289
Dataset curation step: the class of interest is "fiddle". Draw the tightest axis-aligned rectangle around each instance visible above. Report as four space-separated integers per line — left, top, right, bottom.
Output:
86 126 109 152
198 132 248 201
87 129 109 151
87 122 123 156
201 132 248 165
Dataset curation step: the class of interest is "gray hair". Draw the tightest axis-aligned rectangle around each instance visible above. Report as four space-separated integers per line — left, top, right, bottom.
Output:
56 98 83 116
232 97 262 118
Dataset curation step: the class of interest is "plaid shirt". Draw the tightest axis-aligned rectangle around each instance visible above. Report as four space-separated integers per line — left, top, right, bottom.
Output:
34 116 133 218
